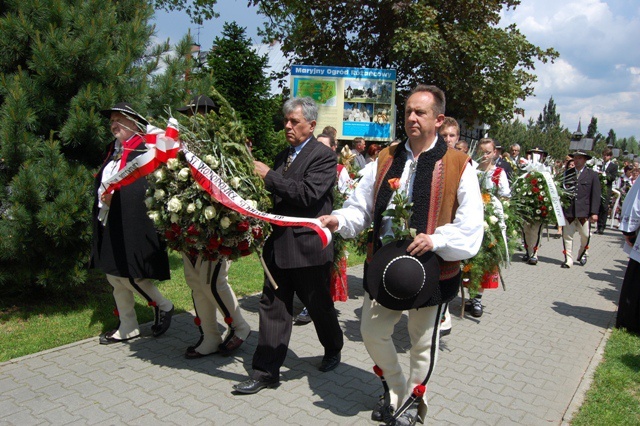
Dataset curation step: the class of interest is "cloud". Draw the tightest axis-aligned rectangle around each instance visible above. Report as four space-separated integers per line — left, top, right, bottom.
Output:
502 0 640 137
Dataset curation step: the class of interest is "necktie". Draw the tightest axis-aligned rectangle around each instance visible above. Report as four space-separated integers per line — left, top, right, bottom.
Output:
283 147 295 173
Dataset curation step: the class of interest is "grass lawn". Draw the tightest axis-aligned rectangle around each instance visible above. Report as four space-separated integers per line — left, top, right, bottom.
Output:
0 244 365 362
571 328 640 425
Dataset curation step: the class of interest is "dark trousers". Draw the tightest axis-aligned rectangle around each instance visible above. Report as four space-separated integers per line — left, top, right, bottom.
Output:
597 186 612 230
251 262 344 381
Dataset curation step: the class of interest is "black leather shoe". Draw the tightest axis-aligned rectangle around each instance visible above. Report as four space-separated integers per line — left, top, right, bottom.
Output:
371 395 387 421
152 306 174 337
440 327 451 337
99 329 139 345
319 352 341 372
579 254 587 266
561 263 571 269
232 378 279 394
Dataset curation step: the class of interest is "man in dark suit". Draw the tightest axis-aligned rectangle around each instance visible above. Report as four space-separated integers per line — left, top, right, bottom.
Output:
233 97 344 394
495 143 514 180
596 148 618 233
561 150 602 268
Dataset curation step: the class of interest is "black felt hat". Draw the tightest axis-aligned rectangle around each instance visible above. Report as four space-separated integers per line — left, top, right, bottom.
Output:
100 102 148 126
366 240 440 310
526 147 548 156
177 94 219 114
569 150 593 160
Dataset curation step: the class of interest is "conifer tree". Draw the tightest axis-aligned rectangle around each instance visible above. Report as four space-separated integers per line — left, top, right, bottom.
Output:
207 22 286 163
0 0 160 293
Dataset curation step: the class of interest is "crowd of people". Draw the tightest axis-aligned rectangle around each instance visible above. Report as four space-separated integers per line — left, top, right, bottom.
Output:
91 85 639 426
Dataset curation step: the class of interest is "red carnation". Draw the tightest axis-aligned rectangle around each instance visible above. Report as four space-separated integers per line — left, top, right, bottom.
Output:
532 187 540 193
236 221 250 232
219 246 234 256
531 178 538 185
171 223 181 234
237 240 250 251
252 227 263 239
373 365 384 377
187 224 200 235
538 196 544 202
194 317 201 326
541 205 547 210
413 384 426 398
240 249 252 257
224 316 233 325
164 230 176 241
541 212 547 217
207 237 221 250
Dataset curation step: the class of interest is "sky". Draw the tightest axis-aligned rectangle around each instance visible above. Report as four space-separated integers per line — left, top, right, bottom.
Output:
154 0 640 139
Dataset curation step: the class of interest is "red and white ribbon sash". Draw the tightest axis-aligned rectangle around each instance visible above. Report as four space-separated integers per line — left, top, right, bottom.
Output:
99 118 332 248
99 120 180 198
183 147 332 248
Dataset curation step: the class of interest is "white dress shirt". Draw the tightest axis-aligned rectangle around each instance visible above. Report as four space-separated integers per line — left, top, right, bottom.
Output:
333 138 484 262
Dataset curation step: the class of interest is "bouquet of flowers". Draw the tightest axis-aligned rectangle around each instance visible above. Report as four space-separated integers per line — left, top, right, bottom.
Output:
145 89 271 261
462 191 520 295
511 172 556 223
381 177 415 245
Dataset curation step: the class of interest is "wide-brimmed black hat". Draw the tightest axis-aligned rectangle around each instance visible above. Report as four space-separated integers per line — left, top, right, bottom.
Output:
526 147 548 156
366 240 441 310
569 150 593 160
177 94 219 114
100 102 148 126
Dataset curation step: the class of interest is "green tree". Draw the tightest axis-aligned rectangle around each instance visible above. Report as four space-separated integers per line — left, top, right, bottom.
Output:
152 0 558 128
606 129 617 147
207 22 286 163
536 97 561 132
0 0 160 293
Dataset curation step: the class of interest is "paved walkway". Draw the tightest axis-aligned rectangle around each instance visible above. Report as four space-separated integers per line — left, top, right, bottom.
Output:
0 228 628 425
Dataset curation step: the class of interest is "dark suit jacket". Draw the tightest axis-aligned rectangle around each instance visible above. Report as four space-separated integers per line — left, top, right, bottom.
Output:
602 161 618 189
496 157 514 180
263 137 336 269
563 167 602 218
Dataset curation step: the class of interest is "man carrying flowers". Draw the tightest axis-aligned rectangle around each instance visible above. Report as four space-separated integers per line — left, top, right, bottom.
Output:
320 85 483 425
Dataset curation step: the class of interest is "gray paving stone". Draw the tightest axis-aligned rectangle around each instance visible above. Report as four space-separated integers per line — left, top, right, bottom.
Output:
0 231 627 424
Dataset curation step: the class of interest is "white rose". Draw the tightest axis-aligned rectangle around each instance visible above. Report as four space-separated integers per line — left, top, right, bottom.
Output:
230 177 241 189
166 158 179 170
540 190 546 196
204 206 217 220
187 203 196 213
489 215 498 224
483 221 489 230
204 155 219 169
147 211 160 222
154 169 165 182
220 216 231 229
144 197 154 209
544 197 549 202
154 189 165 200
167 197 182 212
171 213 180 223
535 209 541 214
178 168 190 181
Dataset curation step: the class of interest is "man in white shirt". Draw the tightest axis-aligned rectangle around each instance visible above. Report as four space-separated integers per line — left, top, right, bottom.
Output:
319 85 483 425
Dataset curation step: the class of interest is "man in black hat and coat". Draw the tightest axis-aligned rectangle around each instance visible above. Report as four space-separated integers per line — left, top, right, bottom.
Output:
320 84 484 425
91 102 174 344
561 150 602 268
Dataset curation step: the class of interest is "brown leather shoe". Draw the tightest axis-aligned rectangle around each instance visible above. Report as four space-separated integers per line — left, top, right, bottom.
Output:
218 332 249 356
